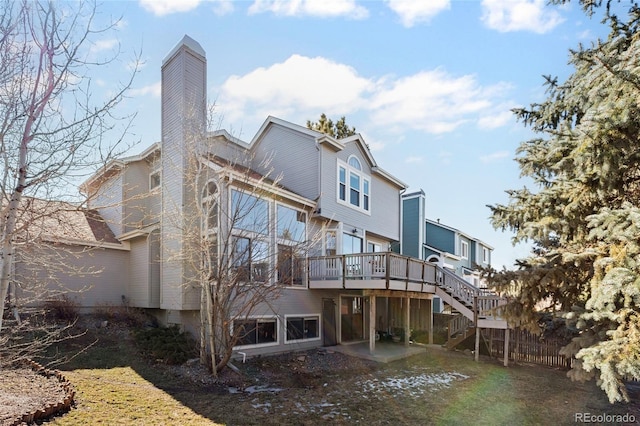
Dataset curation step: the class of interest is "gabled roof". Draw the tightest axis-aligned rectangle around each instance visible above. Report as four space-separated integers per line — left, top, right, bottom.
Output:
12 198 124 249
80 143 160 195
201 155 317 209
425 218 494 250
250 116 407 189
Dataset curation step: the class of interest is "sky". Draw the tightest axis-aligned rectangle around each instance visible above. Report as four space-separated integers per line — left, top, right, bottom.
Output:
86 0 622 269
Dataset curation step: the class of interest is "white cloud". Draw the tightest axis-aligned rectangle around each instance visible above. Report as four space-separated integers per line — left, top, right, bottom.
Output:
368 69 508 134
405 156 423 164
480 0 564 34
217 54 373 127
130 81 162 97
480 150 510 163
248 0 368 19
90 39 118 54
385 0 450 27
212 0 234 15
216 56 512 138
478 108 514 129
139 0 202 16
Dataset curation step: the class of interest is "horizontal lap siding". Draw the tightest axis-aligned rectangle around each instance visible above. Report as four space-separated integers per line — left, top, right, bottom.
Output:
402 197 421 258
320 144 401 241
127 236 150 307
230 288 324 357
253 125 319 199
15 244 128 308
92 174 124 236
161 45 206 311
124 162 150 231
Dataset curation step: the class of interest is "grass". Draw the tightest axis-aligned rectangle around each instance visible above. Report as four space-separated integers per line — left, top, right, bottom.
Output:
45 324 638 426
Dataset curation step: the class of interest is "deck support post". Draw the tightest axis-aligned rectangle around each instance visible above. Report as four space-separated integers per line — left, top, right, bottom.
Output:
504 328 510 367
428 297 433 345
404 296 410 347
369 295 376 353
474 296 480 362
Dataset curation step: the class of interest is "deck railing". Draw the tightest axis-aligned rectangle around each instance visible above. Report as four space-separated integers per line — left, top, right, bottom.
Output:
308 251 506 321
308 252 438 285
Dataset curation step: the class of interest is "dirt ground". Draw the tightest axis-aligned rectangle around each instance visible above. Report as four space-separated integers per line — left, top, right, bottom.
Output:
0 368 68 425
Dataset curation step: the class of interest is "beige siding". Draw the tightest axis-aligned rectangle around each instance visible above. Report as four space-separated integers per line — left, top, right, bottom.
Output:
90 173 124 236
252 124 320 199
160 40 206 310
127 236 150 307
14 244 128 309
318 143 402 243
228 288 325 358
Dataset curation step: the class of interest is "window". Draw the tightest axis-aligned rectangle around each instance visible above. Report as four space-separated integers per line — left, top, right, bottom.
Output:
460 240 469 259
339 167 346 201
277 244 303 286
232 236 269 282
337 156 370 213
277 205 306 242
367 242 382 252
149 170 161 190
482 247 490 264
231 189 268 235
325 231 337 256
234 318 277 346
202 181 218 231
286 315 320 342
350 173 360 206
343 233 363 254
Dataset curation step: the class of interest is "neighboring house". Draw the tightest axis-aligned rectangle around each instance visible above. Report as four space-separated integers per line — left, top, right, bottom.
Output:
401 190 494 312
10 36 507 359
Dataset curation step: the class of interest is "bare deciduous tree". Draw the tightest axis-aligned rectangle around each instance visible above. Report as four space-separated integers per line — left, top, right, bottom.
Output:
0 0 137 334
164 122 318 377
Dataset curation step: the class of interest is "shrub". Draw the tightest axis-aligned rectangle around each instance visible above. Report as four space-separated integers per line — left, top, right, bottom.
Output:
94 298 153 327
44 295 79 322
134 325 197 365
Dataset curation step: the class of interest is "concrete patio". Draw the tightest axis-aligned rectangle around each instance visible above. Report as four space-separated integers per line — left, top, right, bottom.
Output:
322 341 438 363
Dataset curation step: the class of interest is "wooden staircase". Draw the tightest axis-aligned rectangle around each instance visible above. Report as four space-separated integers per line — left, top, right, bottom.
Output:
434 266 508 350
445 314 476 349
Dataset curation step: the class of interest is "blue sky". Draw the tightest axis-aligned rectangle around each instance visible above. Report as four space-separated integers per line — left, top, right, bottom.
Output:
89 0 620 269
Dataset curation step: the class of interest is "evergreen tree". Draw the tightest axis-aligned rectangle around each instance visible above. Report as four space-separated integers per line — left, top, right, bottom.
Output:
306 113 356 139
488 5 640 403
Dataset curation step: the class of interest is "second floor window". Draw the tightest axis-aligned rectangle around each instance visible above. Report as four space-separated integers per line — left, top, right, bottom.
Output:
337 156 370 213
460 240 469 259
150 170 161 190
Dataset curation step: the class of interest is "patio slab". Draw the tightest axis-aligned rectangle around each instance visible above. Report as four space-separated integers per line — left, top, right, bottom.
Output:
322 341 433 363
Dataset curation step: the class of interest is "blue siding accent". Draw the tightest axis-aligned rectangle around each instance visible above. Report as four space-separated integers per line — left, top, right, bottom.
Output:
402 197 420 258
425 223 455 253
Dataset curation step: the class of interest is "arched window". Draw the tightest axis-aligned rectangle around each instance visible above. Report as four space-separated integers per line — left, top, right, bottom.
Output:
337 155 370 213
348 156 362 170
201 180 218 231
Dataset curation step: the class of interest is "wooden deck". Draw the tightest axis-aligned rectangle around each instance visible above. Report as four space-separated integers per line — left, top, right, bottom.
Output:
308 252 508 330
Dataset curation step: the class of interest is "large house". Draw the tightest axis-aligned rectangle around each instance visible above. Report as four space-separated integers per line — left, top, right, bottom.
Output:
10 36 507 358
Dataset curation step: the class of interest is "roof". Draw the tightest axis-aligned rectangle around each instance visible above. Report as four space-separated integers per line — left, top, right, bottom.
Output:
250 116 407 189
425 218 494 250
202 155 317 209
13 198 122 247
80 143 160 195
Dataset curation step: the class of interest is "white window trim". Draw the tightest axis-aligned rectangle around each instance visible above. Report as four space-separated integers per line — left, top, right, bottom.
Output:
232 316 280 349
460 240 469 260
149 169 161 190
482 247 490 264
336 157 371 215
275 202 307 243
284 314 322 344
